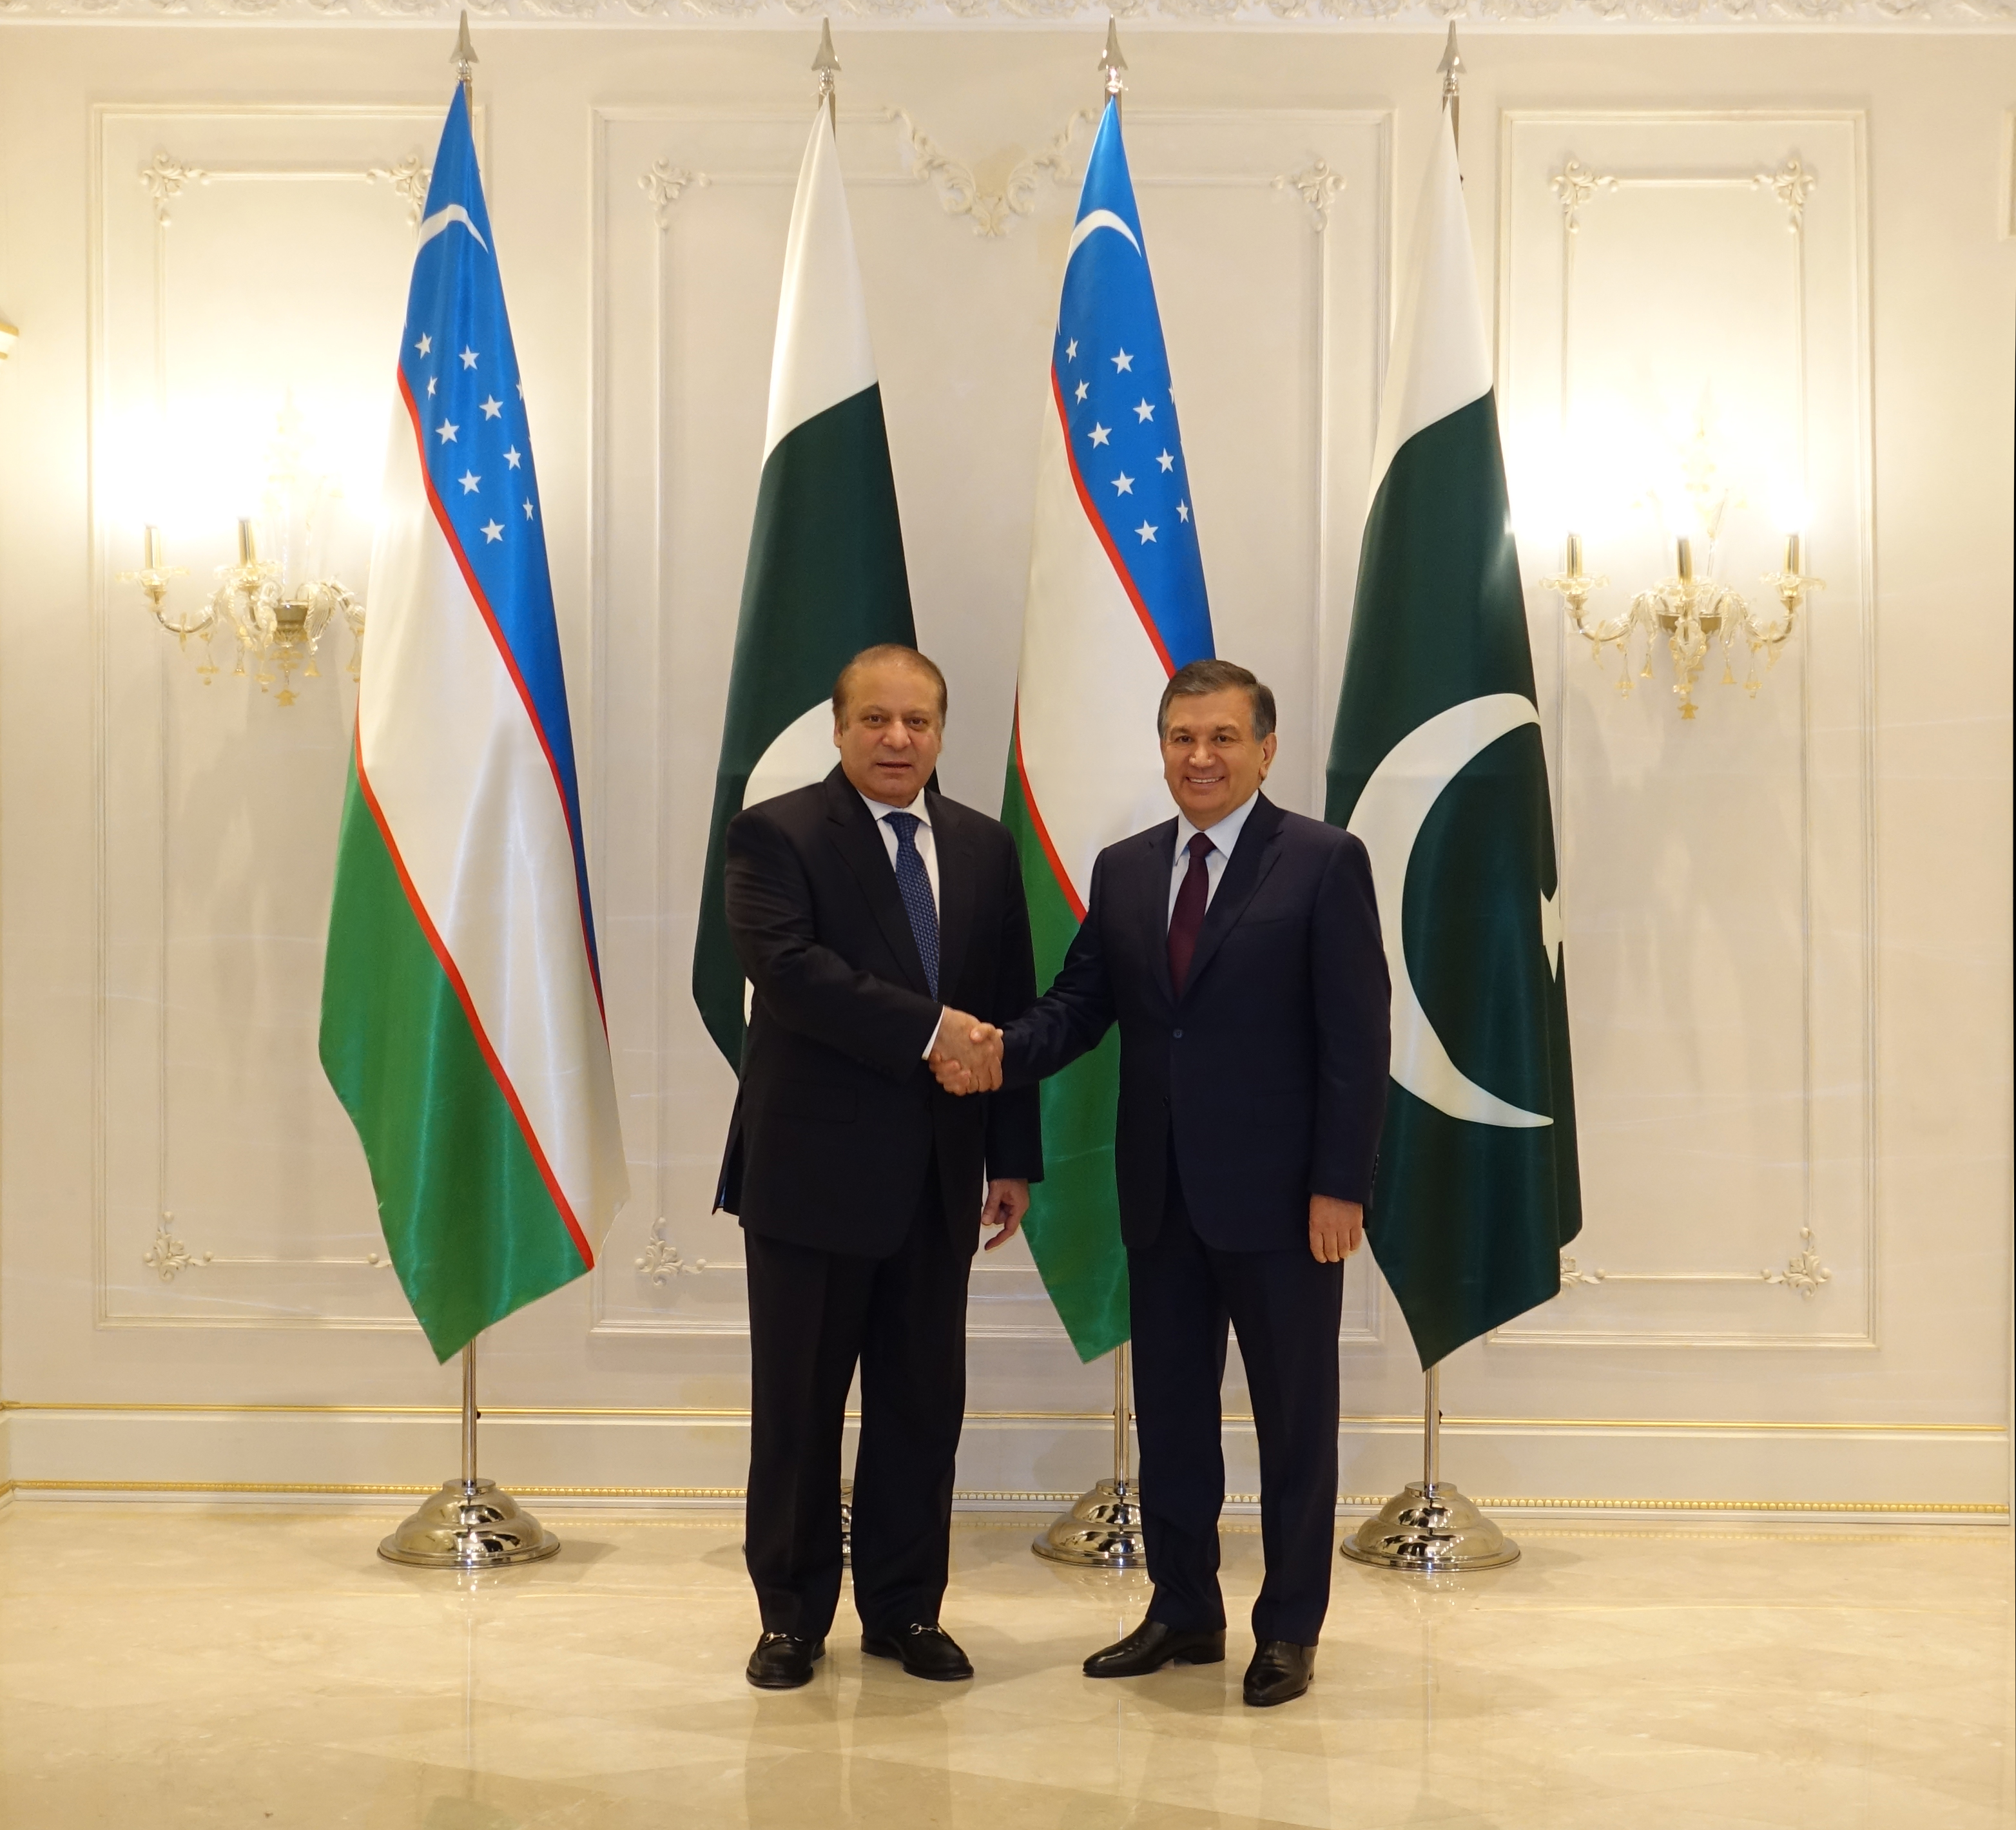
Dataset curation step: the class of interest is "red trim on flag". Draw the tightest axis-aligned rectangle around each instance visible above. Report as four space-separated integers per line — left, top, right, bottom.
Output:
1052 367 1175 680
352 723 596 1272
394 371 608 1028
1012 700 1085 923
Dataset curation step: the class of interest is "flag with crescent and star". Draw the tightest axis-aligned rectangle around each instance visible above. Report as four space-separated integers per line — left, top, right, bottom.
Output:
319 87 628 1361
1003 96 1215 1361
1324 108 1581 1369
692 98 918 1072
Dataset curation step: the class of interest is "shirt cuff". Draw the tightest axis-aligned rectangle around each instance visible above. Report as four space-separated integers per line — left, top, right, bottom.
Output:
922 1008 945 1061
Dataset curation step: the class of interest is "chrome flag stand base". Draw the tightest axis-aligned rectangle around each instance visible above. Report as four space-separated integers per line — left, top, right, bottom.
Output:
1341 1363 1519 1573
380 1342 560 1570
1034 1344 1147 1568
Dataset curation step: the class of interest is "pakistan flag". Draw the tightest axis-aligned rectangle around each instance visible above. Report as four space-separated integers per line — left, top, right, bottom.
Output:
1325 108 1581 1369
693 101 916 1070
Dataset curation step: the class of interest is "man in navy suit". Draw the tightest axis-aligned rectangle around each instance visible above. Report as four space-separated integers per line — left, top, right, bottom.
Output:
940 659 1389 1706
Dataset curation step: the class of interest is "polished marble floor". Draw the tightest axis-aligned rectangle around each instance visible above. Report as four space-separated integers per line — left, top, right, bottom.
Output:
0 1502 2008 1828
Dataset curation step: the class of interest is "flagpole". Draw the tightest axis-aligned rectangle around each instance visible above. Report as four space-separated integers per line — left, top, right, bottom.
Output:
813 18 840 135
1033 1342 1145 1567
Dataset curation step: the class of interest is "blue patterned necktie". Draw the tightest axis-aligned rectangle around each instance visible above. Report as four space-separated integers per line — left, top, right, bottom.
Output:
884 811 940 999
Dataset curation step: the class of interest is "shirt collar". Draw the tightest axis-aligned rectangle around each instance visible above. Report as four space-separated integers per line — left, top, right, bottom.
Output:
859 788 932 830
1174 790 1259 861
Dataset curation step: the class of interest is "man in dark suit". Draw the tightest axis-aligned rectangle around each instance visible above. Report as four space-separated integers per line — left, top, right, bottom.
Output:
944 658 1388 1707
717 644 1041 1691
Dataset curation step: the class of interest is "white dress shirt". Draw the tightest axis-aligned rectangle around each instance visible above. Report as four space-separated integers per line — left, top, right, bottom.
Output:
1168 791 1260 926
859 791 945 1057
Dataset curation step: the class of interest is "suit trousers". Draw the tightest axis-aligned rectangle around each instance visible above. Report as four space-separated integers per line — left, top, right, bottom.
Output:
1129 1160 1345 1647
743 1168 970 1642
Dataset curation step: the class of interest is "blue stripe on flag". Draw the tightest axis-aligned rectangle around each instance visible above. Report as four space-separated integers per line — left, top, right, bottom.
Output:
395 89 599 985
1054 99 1214 673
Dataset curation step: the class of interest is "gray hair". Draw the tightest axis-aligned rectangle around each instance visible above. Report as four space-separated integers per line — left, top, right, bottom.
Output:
832 644 949 725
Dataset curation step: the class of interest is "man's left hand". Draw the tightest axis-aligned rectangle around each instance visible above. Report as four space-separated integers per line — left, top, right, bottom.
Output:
982 1179 1030 1251
1308 1195 1363 1264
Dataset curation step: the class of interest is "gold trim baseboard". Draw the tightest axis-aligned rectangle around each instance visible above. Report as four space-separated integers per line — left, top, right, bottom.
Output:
1 1400 2002 1435
1 1478 2004 1518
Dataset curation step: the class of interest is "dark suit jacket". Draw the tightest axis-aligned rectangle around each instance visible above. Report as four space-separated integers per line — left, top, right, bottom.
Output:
1002 793 1388 1254
715 766 1044 1257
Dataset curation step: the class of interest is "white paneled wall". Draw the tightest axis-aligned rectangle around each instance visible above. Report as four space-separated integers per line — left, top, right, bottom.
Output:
0 24 2007 1519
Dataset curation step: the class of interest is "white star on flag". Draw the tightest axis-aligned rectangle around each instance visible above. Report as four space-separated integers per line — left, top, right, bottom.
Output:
458 472 481 494
1074 381 1089 403
427 378 437 397
523 500 536 519
1134 399 1154 423
1065 339 1079 360
1111 349 1133 372
503 447 522 470
1176 501 1190 522
436 420 458 443
415 334 432 356
1136 521 1157 543
1157 450 1174 472
460 347 480 369
480 397 503 420
480 520 505 543
1088 423 1111 448
1112 473 1134 495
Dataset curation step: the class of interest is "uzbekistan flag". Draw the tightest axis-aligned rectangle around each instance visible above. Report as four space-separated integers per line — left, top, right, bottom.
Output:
320 89 628 1362
1003 97 1215 1360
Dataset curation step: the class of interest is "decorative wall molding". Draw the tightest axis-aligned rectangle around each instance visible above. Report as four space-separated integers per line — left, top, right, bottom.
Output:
892 106 1093 239
640 157 709 228
1274 157 1345 231
9 0 2014 23
1557 1228 1833 1299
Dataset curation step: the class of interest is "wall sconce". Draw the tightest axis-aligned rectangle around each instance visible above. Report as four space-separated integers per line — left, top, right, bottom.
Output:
120 401 367 704
122 517 364 704
1546 530 1823 720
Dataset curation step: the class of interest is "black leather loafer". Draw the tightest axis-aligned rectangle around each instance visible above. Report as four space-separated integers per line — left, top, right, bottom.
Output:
745 1632 825 1690
1083 1619 1226 1679
861 1622 974 1681
1242 1641 1315 1707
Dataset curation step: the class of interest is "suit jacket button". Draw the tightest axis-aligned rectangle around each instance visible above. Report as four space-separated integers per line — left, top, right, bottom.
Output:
1173 1029 1183 1039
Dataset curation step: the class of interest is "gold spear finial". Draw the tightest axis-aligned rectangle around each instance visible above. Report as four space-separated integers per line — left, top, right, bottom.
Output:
813 19 841 131
451 9 478 115
1437 23 1464 154
1100 19 1128 108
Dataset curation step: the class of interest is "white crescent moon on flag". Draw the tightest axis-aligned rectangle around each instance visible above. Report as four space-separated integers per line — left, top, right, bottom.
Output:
1347 693 1555 1129
1066 209 1142 265
417 204 489 254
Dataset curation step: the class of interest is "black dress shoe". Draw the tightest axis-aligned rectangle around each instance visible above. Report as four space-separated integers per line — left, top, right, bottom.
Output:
1242 1641 1315 1707
1083 1619 1227 1679
861 1622 974 1681
745 1632 825 1690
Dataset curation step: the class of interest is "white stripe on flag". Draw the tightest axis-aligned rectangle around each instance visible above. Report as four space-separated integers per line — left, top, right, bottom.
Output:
1016 386 1174 911
762 108 878 461
358 393 627 1246
1368 110 1493 500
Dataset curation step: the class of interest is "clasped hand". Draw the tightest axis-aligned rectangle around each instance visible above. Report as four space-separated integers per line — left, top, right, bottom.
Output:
930 1009 1003 1095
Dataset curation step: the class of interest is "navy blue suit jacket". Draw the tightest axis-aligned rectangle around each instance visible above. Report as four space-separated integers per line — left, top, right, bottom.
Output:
1002 793 1390 1253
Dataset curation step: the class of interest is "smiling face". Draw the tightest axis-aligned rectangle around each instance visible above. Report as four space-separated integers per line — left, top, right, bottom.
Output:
833 658 945 808
1161 686 1276 827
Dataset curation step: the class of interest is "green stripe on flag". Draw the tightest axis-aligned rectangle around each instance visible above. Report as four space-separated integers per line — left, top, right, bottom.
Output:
1002 740 1129 1362
320 762 589 1362
693 383 915 1070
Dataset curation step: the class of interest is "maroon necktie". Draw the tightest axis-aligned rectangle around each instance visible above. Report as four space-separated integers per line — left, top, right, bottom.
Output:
1167 832 1214 995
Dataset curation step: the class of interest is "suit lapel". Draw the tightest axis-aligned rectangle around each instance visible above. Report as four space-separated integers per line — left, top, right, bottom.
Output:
1136 818 1180 1010
821 768 931 996
1181 795 1287 1000
930 791 976 1003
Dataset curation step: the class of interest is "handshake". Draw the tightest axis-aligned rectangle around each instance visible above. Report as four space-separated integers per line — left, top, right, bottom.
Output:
929 1008 1005 1096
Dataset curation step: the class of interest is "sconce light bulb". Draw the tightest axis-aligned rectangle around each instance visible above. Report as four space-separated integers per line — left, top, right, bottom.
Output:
1785 532 1803 576
144 524 162 572
1565 532 1584 578
237 517 258 566
1675 535 1694 585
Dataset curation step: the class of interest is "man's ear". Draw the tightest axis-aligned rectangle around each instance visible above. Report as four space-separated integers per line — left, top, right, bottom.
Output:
1258 731 1279 776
